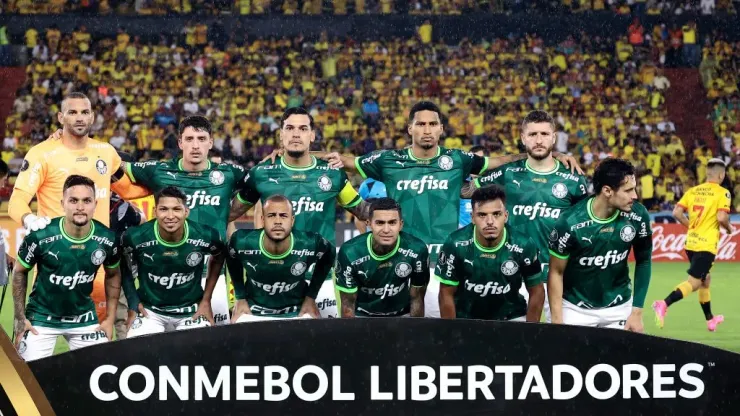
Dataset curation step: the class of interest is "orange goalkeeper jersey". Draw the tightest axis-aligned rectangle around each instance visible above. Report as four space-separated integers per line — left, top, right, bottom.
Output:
13 138 122 226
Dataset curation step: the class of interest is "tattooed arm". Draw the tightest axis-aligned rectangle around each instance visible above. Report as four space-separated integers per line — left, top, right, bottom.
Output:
339 292 357 318
346 199 372 222
12 260 37 345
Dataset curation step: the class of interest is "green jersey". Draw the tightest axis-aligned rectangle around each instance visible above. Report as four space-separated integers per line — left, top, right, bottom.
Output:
548 197 653 309
355 147 488 260
226 229 336 317
335 232 430 317
476 159 589 282
126 159 247 240
434 225 541 320
237 156 362 245
17 218 120 329
121 219 224 317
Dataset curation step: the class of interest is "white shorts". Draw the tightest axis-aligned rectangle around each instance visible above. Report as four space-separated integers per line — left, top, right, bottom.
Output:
315 279 338 318
509 316 527 322
424 270 440 318
235 313 314 323
127 308 211 338
561 299 633 329
18 324 107 362
202 272 230 326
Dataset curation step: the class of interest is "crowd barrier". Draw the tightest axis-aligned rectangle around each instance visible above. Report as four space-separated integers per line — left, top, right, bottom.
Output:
0 319 735 415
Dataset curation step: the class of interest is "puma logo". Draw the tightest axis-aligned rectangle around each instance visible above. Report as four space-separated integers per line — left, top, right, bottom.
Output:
48 251 59 261
581 237 593 244
395 161 406 168
268 178 279 184
512 180 521 188
357 270 368 278
464 259 474 266
143 253 154 261
246 262 257 272
166 172 178 180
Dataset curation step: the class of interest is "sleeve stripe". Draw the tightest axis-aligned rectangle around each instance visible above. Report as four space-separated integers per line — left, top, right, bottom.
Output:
335 285 358 294
676 203 687 209
548 250 569 260
125 163 136 184
17 257 31 269
236 192 253 206
354 157 368 179
718 208 730 212
479 157 489 175
434 275 459 286
342 196 362 209
105 261 121 269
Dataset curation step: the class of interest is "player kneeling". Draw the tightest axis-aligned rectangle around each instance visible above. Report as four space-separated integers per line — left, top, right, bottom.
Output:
548 158 652 331
13 175 121 361
436 185 545 322
122 187 225 337
336 198 429 318
227 195 335 322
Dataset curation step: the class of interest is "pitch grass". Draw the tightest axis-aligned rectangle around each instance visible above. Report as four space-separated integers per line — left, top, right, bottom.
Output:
0 263 738 355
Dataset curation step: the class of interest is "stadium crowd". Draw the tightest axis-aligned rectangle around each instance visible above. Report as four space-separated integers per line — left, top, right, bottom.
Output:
4 19 740 215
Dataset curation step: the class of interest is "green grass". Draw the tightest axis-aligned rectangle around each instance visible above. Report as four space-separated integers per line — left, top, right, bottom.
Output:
1 262 738 355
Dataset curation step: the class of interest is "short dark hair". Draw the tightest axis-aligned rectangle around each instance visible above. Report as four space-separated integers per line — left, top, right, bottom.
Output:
469 145 488 156
155 186 187 205
408 101 442 125
707 157 727 170
178 115 212 138
521 110 556 132
471 185 507 210
61 92 90 112
369 197 402 219
63 174 95 194
280 107 315 130
593 158 635 194
0 159 8 178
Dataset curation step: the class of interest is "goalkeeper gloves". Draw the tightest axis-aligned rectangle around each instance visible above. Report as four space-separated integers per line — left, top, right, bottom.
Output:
23 214 51 232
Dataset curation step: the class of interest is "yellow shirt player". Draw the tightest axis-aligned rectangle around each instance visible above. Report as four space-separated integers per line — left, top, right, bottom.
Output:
9 92 150 324
653 158 734 332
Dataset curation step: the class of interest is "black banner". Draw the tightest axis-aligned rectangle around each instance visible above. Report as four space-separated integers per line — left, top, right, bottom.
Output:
27 319 740 415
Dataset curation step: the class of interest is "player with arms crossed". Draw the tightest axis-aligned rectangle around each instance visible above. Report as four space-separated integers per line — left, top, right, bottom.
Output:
9 92 147 323
12 175 122 361
548 158 652 331
476 111 590 319
120 115 246 325
227 195 336 321
653 158 733 331
336 198 429 318
436 185 544 322
311 101 583 317
121 187 225 337
230 107 369 318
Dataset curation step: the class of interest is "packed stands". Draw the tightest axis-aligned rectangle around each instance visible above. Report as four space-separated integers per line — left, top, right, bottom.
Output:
3 18 740 215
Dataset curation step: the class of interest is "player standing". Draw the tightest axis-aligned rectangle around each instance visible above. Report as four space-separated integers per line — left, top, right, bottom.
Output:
652 158 733 331
226 195 335 321
476 111 590 319
548 158 652 331
12 175 121 361
436 186 543 321
122 187 225 337
120 115 246 325
336 198 429 318
8 92 147 323
229 107 370 318
315 101 583 317
459 145 488 228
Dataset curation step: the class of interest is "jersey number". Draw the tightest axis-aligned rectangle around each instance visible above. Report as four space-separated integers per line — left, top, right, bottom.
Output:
690 205 705 228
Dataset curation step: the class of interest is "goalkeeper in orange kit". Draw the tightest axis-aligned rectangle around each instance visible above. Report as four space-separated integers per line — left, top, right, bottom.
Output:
8 92 150 323
652 158 734 332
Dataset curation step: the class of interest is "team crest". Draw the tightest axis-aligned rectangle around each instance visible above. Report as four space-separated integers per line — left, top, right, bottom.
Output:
438 155 453 171
131 317 143 329
186 252 203 267
91 248 106 266
395 262 412 278
209 170 225 185
620 225 636 242
291 262 307 276
317 175 333 191
549 229 559 242
20 159 29 172
96 159 108 175
18 341 27 354
501 260 519 276
551 183 568 199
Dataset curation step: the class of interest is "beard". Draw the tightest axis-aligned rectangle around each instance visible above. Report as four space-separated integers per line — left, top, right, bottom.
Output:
525 142 554 161
266 230 290 243
71 216 89 227
68 123 91 137
286 149 307 159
